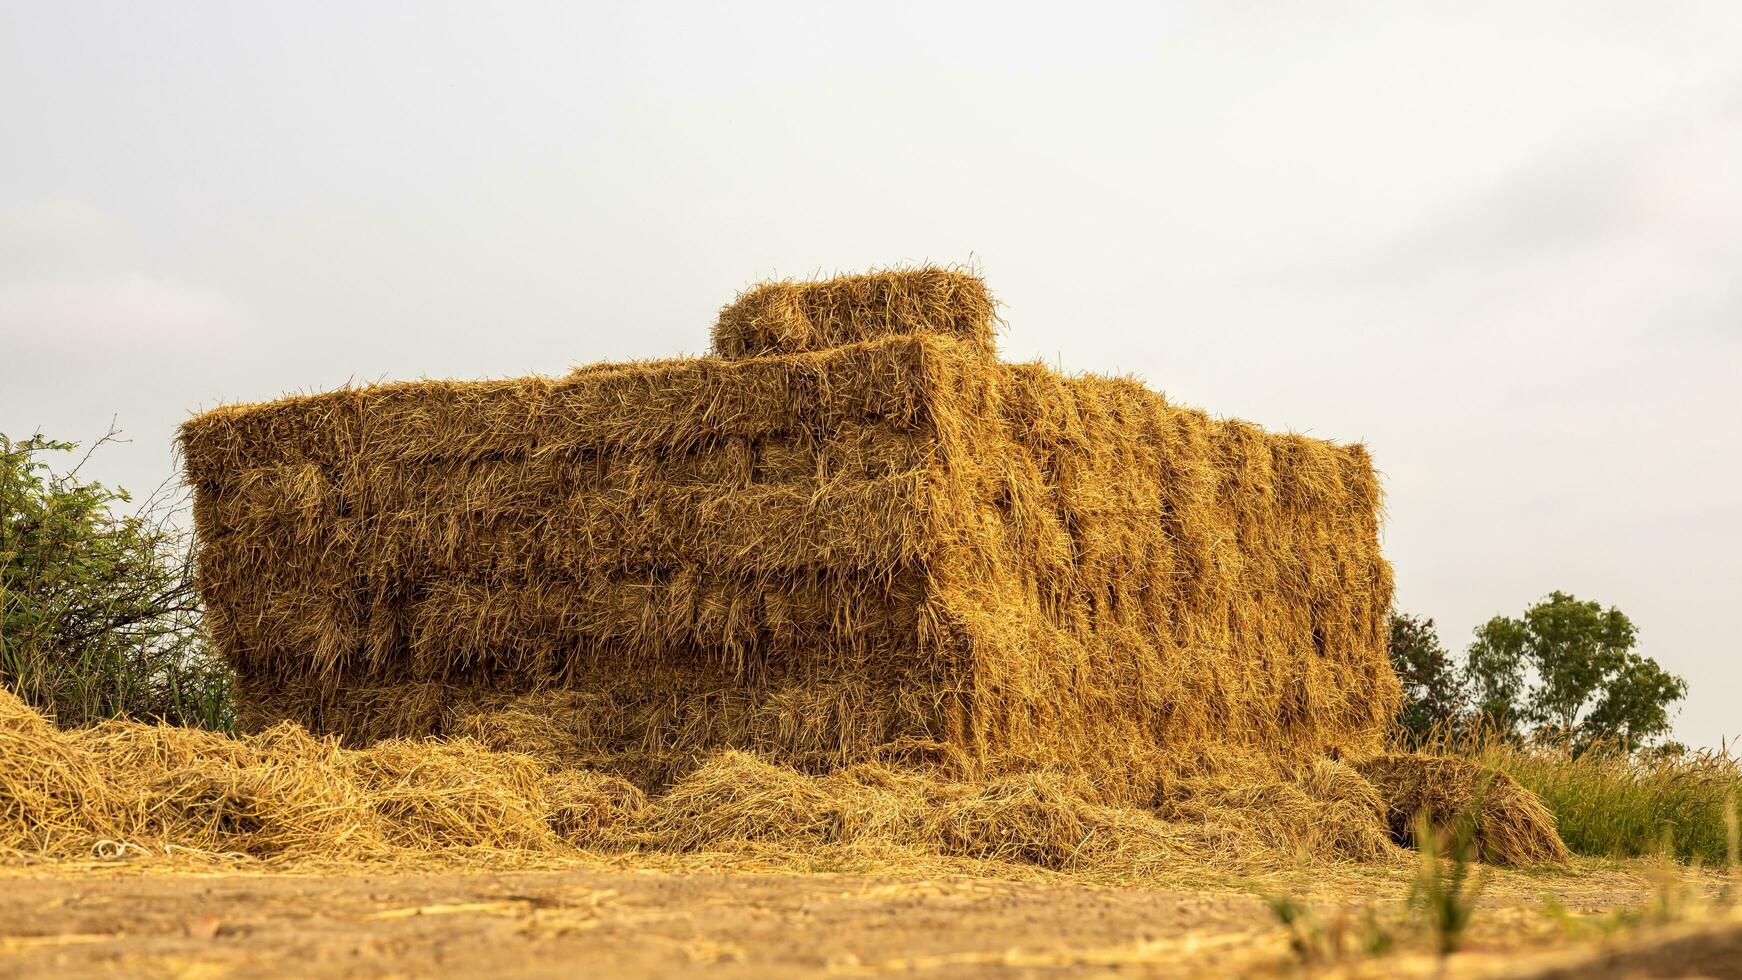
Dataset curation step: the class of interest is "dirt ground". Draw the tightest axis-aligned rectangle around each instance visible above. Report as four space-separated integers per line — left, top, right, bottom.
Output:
0 858 1735 979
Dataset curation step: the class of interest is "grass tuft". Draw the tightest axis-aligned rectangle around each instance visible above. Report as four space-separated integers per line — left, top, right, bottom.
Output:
1467 739 1742 862
1414 720 1742 863
1408 811 1482 956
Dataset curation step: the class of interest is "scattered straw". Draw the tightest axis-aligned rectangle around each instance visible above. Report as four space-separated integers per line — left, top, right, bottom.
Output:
2 688 1429 878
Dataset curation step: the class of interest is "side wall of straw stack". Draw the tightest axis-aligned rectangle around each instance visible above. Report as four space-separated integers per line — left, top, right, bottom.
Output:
923 361 1398 782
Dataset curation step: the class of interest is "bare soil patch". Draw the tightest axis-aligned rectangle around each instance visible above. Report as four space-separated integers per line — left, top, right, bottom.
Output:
0 858 1721 978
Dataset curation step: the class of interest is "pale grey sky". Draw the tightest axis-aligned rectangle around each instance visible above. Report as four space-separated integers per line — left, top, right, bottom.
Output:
3 2 1738 747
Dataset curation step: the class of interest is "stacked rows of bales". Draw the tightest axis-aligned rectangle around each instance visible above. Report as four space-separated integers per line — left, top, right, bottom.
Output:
179 267 1399 797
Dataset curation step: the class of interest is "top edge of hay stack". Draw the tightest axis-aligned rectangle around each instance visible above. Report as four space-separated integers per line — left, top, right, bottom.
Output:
181 265 1398 796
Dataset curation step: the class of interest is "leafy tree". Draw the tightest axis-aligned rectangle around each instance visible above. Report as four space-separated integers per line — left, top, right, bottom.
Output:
1388 612 1467 743
1462 591 1684 751
1580 652 1687 751
1 430 232 728
1463 614 1529 732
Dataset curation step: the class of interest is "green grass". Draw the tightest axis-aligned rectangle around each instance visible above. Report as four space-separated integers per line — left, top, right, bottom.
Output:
1462 738 1740 863
1408 814 1481 957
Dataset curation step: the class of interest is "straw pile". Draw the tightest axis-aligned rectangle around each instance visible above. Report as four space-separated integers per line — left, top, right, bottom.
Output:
179 266 1399 802
0 686 561 859
1355 753 1571 866
1 687 1398 872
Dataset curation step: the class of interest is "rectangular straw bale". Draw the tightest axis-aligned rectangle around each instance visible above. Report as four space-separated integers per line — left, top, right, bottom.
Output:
196 471 936 595
214 561 934 693
182 334 952 483
711 267 997 359
395 572 931 682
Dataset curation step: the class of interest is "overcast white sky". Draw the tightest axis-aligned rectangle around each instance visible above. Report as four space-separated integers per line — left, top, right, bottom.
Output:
3 2 1739 747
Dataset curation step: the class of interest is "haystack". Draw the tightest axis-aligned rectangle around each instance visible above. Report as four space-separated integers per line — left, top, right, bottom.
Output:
180 266 1399 798
1355 753 1571 867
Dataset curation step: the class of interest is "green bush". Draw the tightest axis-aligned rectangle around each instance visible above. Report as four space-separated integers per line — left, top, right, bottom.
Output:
1 431 232 729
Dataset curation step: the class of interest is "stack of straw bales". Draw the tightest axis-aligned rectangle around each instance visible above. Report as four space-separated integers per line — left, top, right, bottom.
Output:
180 267 1400 796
